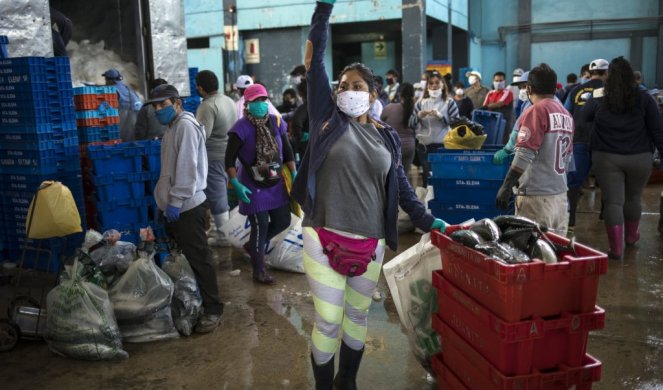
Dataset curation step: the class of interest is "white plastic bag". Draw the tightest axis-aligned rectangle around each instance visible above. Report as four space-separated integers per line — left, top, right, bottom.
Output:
46 259 128 360
414 186 435 234
162 251 202 336
109 253 179 343
220 207 281 254
266 214 304 273
382 233 441 370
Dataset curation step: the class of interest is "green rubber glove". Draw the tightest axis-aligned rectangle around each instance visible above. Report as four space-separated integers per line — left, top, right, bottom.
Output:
291 169 297 182
319 0 335 4
300 132 309 142
431 218 447 233
492 148 510 165
230 177 252 204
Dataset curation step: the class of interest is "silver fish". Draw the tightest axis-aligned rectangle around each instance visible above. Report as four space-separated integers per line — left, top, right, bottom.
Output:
493 215 548 234
531 239 557 264
470 218 501 242
450 229 484 248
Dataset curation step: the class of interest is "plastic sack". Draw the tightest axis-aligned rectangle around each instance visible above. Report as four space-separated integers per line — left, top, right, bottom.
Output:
26 181 82 239
443 124 488 150
108 252 179 343
414 186 434 234
220 207 280 253
161 251 202 336
266 213 304 273
46 259 128 360
383 233 441 371
90 241 136 278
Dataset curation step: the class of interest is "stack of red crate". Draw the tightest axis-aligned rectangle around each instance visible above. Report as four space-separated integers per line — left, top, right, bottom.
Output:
430 230 608 389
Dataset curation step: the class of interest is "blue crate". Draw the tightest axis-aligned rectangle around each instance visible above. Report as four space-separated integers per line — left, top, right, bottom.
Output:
427 199 513 224
0 131 54 145
77 124 120 143
0 36 7 59
428 148 512 180
471 110 507 146
93 171 147 202
75 106 119 120
429 177 503 203
73 85 116 96
96 197 151 227
86 142 144 175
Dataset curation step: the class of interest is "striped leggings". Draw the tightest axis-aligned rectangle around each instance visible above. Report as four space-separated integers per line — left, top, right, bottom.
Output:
303 227 386 365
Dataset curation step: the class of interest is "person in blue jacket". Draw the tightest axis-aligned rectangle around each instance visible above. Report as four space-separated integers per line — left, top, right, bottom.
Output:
103 68 142 141
291 1 451 389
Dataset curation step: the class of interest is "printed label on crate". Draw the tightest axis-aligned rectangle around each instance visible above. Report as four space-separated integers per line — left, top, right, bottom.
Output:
454 179 481 186
455 155 484 162
454 204 480 210
0 101 19 108
0 74 30 83
446 262 491 294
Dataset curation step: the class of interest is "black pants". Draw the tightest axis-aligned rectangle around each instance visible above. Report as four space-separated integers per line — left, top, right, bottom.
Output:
417 143 443 187
166 203 223 315
247 204 291 255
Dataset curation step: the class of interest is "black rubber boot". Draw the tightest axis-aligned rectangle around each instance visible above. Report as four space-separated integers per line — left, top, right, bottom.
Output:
567 187 581 228
333 342 364 390
311 354 334 390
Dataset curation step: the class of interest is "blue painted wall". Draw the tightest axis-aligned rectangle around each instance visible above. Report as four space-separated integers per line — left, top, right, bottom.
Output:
184 0 225 85
532 0 657 23
361 41 397 80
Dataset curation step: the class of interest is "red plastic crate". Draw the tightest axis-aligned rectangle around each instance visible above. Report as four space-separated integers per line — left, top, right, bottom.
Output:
433 271 605 375
431 230 608 322
432 354 468 390
76 115 120 128
433 317 602 390
74 93 119 110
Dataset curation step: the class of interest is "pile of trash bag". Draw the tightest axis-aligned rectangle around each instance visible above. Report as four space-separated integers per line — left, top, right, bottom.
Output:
83 229 137 285
444 117 487 150
161 251 202 336
46 259 128 360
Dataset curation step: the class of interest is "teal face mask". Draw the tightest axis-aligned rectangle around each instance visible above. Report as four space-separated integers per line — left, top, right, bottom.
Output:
155 104 176 125
247 101 269 117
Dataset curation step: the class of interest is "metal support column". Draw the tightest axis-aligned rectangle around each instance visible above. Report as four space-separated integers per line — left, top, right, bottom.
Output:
402 0 427 83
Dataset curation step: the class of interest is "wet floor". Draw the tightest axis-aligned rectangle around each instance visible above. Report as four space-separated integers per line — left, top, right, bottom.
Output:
0 182 662 389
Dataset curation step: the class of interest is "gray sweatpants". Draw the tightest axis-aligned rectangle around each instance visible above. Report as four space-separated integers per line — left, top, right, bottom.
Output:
592 151 652 226
205 159 230 215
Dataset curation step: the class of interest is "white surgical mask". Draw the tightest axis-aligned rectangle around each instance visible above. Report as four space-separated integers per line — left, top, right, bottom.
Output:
513 76 521 83
468 76 477 85
518 89 528 102
336 91 371 118
494 81 506 90
290 75 302 85
428 89 442 98
455 88 464 96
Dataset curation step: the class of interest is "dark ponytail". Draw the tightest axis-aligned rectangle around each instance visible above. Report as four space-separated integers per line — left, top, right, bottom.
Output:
399 82 415 128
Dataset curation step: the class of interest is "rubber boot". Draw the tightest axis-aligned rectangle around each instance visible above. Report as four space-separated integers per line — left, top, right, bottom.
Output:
208 212 230 247
567 187 581 233
624 220 640 245
311 354 334 390
334 342 364 390
248 246 273 284
606 224 624 260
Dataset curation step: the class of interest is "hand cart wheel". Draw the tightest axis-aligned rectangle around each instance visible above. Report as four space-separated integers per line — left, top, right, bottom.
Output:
0 319 21 352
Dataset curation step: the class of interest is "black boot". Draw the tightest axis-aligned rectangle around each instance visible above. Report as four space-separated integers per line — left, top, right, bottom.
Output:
247 246 273 284
334 342 364 390
311 354 334 390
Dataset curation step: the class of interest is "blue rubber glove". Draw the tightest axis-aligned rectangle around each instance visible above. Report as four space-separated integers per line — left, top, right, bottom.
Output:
165 205 181 222
300 132 309 142
430 218 447 233
492 149 510 165
230 177 252 204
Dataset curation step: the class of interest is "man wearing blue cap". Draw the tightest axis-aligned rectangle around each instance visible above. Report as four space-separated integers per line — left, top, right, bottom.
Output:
103 68 142 141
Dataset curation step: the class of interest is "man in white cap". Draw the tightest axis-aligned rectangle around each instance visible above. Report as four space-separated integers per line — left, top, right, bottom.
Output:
465 70 489 110
234 75 280 120
508 68 524 109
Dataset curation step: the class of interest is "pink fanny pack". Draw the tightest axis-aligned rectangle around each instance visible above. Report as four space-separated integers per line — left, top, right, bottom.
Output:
315 228 378 277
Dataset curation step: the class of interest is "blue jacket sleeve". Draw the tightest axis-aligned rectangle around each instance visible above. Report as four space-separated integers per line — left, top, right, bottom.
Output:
306 2 335 129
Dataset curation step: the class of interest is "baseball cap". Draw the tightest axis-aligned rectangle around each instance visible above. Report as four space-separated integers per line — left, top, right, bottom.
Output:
102 69 122 80
145 84 180 104
512 68 524 77
235 75 254 89
243 84 269 102
510 71 529 86
466 70 482 80
589 59 609 71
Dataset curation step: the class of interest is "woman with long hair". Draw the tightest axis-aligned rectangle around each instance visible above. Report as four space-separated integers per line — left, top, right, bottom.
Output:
381 82 417 177
409 70 459 186
291 1 451 388
580 56 663 259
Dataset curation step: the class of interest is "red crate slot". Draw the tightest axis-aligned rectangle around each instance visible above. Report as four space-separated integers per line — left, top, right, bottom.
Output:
74 93 119 110
432 354 469 390
433 271 605 375
76 115 120 128
433 316 602 390
431 230 607 322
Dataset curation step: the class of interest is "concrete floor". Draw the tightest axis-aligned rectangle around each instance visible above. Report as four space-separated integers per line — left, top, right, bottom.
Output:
0 183 662 390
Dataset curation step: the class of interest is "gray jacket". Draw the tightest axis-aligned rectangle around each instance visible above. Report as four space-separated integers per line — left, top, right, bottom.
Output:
154 111 208 212
196 92 237 161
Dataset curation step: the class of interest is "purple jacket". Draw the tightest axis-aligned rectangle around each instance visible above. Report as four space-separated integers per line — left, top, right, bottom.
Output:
229 115 289 215
291 2 434 251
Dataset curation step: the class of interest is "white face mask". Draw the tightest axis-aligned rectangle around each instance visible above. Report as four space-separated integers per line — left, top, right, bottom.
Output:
290 75 302 85
493 81 506 90
336 91 371 118
428 89 442 98
455 88 464 96
468 75 478 85
513 76 521 83
518 89 528 102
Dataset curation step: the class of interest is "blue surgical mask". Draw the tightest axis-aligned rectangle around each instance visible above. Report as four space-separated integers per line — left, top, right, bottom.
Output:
248 101 269 117
155 105 176 125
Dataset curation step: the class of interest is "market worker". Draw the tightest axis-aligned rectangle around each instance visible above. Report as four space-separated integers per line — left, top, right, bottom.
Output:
103 68 142 141
148 84 223 334
234 75 280 120
292 1 451 388
496 63 575 235
482 71 514 139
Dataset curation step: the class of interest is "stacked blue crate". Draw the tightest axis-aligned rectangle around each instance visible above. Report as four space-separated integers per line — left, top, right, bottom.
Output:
84 140 165 245
471 110 507 146
73 86 121 142
182 67 201 114
0 56 86 271
427 148 514 224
